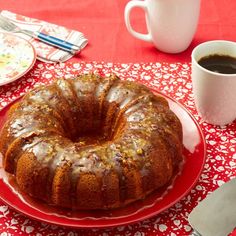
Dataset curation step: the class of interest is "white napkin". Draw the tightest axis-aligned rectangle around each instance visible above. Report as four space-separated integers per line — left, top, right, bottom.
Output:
0 10 88 63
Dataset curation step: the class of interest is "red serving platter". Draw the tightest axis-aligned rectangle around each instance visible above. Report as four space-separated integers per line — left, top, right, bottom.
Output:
0 90 206 228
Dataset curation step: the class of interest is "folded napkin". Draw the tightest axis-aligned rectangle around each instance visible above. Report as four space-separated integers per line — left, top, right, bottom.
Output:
0 10 88 63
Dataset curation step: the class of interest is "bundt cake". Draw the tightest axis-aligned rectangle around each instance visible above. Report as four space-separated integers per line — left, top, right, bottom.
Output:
0 74 183 210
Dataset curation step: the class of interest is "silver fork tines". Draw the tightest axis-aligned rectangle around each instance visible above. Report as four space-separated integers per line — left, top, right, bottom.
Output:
0 15 19 31
0 15 33 37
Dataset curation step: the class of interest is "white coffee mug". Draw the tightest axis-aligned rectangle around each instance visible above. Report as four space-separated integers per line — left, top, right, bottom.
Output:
124 0 201 53
192 40 236 126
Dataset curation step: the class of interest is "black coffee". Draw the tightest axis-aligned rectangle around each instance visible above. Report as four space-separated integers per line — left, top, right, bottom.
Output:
198 54 236 74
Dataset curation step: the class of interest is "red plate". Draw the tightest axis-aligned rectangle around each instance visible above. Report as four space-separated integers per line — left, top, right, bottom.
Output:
0 91 206 228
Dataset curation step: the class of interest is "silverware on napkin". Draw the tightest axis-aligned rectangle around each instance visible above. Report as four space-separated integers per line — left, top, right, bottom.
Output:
0 15 86 54
188 178 236 236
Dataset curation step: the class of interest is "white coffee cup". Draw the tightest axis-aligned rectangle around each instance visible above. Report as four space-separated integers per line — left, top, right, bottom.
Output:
191 40 236 126
124 0 201 53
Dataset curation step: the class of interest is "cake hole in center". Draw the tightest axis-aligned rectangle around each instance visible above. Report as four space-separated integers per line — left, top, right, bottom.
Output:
69 109 126 146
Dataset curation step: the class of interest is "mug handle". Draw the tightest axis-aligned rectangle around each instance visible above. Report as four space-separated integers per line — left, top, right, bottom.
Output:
124 0 152 42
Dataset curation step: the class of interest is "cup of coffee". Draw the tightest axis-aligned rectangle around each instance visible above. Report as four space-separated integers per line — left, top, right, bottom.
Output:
191 40 236 126
124 0 201 53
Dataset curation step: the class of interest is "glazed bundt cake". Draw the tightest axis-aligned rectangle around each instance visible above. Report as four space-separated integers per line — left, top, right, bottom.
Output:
0 74 183 210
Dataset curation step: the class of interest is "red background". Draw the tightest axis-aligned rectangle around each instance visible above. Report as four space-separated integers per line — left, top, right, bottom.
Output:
0 1 236 235
0 0 236 63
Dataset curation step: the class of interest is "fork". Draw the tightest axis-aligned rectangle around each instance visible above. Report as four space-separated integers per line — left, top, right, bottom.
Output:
0 15 85 54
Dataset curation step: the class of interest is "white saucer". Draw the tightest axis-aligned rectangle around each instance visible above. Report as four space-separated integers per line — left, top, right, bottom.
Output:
0 32 36 86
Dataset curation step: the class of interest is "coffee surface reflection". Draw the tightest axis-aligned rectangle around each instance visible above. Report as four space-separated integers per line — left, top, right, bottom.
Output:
198 54 236 74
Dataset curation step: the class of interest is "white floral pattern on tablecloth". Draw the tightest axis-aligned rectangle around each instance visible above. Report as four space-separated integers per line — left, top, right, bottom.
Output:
0 61 235 236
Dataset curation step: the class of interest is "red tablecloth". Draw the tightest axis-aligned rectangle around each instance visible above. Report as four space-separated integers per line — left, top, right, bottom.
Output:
0 0 236 63
0 1 236 235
